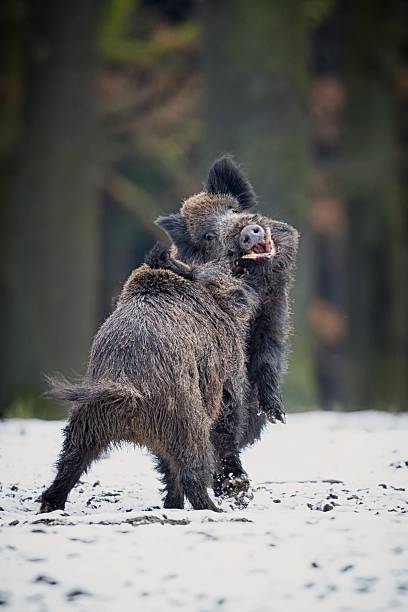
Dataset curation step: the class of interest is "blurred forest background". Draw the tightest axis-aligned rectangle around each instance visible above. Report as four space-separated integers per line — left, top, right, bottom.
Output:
1 0 407 418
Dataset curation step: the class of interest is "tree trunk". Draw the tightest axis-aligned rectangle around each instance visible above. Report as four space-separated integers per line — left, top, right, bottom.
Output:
203 0 315 409
1 0 101 411
342 0 407 409
309 7 348 410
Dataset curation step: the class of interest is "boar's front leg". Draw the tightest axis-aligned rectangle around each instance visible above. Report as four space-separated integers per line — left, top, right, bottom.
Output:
245 220 298 424
248 277 288 424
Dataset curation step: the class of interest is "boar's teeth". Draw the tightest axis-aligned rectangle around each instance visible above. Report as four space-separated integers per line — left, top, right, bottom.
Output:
241 253 259 260
241 251 274 260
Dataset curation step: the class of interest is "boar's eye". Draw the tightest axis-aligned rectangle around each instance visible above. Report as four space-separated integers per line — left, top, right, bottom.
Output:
204 232 216 241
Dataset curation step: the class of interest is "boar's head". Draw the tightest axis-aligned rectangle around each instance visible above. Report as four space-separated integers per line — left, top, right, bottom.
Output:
155 156 299 277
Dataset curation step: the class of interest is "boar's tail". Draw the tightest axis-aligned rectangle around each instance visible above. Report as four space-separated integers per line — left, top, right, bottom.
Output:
45 375 143 407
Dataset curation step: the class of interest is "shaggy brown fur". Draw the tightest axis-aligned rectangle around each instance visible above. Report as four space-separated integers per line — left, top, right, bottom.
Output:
156 157 299 492
39 249 259 513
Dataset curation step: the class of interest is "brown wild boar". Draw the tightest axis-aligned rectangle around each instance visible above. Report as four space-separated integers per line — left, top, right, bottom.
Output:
39 246 259 513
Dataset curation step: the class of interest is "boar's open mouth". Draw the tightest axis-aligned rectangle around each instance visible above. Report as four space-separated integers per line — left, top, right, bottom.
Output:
240 227 276 261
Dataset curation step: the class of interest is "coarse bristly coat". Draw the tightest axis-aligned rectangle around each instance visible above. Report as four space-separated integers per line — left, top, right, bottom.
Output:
39 245 259 513
156 156 299 493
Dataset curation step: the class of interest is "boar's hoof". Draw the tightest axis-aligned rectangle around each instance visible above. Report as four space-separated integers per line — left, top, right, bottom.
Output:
163 497 185 510
261 394 286 424
38 497 64 514
210 504 223 513
214 473 251 499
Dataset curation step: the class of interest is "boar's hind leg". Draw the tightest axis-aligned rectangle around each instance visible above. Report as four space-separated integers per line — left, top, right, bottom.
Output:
155 455 184 509
173 427 220 512
212 385 250 498
213 454 250 498
179 460 220 512
39 408 108 513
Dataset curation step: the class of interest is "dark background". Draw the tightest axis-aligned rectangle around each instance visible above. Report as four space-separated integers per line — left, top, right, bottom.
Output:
1 0 407 417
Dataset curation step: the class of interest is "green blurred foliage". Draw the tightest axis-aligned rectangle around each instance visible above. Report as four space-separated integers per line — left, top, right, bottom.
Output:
100 0 199 66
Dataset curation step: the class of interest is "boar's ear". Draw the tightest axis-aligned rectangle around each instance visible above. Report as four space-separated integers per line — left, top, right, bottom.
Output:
155 213 187 243
206 155 257 210
155 213 198 259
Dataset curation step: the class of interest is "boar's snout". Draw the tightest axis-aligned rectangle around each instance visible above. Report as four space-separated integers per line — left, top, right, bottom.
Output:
240 224 265 250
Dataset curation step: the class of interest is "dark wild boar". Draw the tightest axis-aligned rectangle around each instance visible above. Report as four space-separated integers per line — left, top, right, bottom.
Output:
156 157 299 495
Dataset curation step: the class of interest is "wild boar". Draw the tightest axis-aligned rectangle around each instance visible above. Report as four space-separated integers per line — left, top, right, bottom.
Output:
156 157 299 495
39 246 259 513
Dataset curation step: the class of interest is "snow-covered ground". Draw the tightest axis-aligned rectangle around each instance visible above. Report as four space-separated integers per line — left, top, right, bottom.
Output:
0 411 407 612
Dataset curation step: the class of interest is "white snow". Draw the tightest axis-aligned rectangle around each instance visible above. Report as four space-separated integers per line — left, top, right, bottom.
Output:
1 411 407 612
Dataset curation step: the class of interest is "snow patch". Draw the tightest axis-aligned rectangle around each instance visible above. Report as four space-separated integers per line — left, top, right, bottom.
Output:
0 411 407 611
